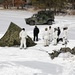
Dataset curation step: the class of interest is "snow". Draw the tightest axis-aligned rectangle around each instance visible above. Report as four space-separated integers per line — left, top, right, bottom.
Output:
0 10 75 75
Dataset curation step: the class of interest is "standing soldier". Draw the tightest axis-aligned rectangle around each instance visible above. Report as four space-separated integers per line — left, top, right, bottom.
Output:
53 28 58 45
57 27 61 38
48 26 53 44
19 28 27 49
43 28 49 47
62 27 68 45
57 27 61 43
33 26 39 41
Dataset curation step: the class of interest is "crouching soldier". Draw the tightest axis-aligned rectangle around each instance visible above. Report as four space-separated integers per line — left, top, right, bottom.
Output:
19 28 28 49
43 28 49 47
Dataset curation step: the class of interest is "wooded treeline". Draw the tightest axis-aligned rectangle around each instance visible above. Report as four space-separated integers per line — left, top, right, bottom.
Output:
1 0 75 10
31 0 75 10
1 0 26 9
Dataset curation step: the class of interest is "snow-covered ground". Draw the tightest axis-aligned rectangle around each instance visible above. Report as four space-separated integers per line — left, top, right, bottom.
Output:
0 10 75 75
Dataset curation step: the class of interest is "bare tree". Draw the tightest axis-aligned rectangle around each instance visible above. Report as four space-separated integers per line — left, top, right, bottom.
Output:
14 0 26 9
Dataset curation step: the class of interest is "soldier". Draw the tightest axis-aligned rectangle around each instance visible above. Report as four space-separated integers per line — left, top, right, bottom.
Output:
57 27 61 43
43 28 49 47
57 27 61 38
62 27 68 45
19 28 27 49
33 26 39 41
53 28 58 45
48 26 53 44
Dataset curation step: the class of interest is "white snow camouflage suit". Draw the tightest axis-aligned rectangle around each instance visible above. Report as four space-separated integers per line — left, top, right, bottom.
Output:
19 30 27 49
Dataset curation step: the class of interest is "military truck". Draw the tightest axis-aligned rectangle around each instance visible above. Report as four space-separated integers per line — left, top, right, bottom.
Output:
25 10 54 25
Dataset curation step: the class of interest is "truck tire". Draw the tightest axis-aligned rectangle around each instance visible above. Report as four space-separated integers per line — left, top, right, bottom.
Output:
47 20 52 25
29 21 35 25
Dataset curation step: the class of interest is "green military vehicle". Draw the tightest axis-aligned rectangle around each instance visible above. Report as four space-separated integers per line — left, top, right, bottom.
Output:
25 10 54 25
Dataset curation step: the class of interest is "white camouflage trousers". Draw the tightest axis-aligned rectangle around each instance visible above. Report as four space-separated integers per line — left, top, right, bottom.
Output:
20 38 26 49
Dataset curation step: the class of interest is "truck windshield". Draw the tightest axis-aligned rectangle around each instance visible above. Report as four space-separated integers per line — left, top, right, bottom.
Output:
32 14 37 17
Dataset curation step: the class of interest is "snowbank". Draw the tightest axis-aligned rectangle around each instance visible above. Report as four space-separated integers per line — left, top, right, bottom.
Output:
0 10 75 75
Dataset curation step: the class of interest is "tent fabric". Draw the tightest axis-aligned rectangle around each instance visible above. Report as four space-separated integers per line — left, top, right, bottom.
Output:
0 22 36 47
